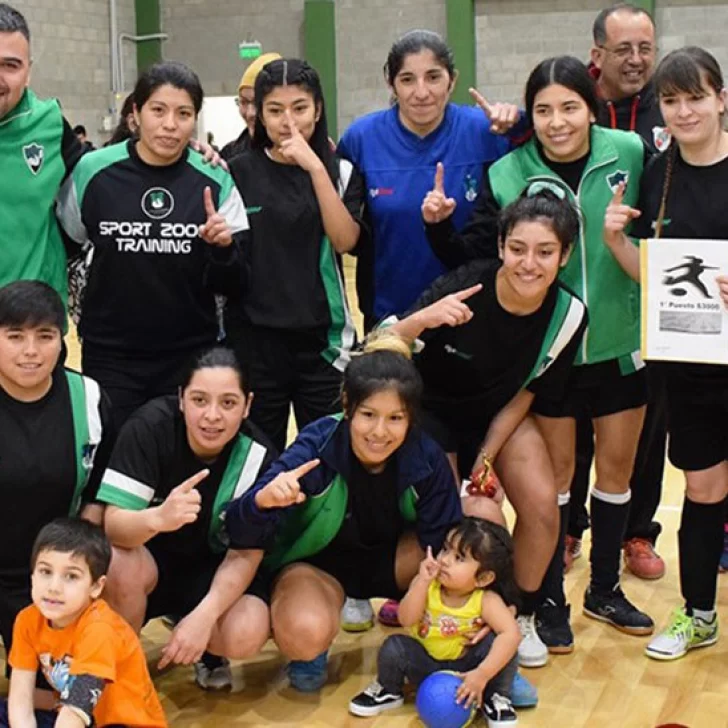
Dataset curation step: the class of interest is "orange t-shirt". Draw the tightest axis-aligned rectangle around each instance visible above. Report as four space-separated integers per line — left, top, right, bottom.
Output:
9 599 167 727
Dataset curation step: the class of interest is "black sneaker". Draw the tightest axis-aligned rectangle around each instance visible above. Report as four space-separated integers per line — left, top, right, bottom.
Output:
583 586 654 636
536 599 574 654
349 680 404 717
483 693 518 727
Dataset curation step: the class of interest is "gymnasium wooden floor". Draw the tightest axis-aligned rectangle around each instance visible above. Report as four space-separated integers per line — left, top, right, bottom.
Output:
3 262 727 727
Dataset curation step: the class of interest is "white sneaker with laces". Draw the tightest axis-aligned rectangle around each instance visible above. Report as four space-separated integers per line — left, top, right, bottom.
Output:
517 614 548 667
341 597 374 632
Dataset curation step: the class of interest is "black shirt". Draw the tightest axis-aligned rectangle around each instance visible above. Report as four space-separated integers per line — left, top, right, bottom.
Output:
407 259 586 430
633 149 728 390
229 149 366 330
0 368 110 573
97 395 276 555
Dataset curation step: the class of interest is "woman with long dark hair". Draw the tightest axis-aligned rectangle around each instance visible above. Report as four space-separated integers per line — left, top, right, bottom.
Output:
227 58 365 452
57 61 249 431
604 47 728 661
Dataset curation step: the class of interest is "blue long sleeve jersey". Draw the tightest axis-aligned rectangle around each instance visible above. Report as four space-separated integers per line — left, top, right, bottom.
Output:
337 103 512 321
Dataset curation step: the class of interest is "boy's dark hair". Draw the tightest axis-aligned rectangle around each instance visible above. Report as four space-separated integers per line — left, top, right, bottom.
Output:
499 187 580 254
592 3 654 46
0 280 65 331
31 518 112 583
446 517 521 607
73 124 87 136
0 3 29 42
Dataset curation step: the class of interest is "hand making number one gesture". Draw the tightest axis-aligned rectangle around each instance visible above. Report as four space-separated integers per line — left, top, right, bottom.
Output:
254 458 321 510
469 87 520 134
422 162 458 224
199 186 233 247
278 109 323 173
603 182 641 250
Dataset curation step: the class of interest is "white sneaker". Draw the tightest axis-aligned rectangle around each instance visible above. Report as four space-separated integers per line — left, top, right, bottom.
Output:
341 597 374 632
517 614 548 668
483 692 519 727
194 656 232 690
645 607 718 661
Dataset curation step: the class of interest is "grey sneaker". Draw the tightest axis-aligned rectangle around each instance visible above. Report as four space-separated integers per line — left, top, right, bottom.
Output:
341 597 374 632
194 656 232 690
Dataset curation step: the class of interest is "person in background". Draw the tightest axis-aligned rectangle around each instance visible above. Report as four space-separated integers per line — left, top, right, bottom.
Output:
566 1 668 582
220 52 282 162
73 124 95 151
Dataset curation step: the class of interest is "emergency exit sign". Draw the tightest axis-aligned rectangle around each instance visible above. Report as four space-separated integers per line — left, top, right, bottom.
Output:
239 42 262 59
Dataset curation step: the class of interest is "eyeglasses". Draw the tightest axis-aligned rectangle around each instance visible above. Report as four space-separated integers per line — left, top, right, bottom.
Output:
598 43 656 60
236 98 255 110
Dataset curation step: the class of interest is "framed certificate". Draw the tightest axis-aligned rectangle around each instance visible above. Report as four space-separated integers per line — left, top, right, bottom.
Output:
640 237 728 364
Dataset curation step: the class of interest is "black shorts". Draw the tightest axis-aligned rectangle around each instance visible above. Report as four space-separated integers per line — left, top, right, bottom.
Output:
667 384 728 471
533 359 648 419
419 408 489 477
144 544 224 622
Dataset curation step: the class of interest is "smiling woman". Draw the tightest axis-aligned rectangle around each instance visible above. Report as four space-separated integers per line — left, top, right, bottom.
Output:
55 61 250 433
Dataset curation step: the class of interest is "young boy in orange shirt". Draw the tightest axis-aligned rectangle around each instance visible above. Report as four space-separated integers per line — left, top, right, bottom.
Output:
3 518 166 727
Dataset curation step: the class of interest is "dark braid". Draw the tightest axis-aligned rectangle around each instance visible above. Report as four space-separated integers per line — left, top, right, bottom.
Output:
654 144 677 239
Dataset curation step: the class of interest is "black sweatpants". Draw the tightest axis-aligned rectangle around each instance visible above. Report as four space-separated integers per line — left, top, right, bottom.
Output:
226 322 343 453
82 341 210 432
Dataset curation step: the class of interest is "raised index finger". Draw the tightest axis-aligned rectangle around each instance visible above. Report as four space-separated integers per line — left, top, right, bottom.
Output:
469 87 493 116
611 181 625 206
434 162 445 194
454 283 483 302
291 458 320 479
179 468 210 492
203 186 216 218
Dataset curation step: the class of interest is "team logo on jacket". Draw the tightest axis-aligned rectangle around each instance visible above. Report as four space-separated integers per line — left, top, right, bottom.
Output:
22 143 44 175
141 187 175 220
652 126 671 153
463 174 478 202
606 170 629 193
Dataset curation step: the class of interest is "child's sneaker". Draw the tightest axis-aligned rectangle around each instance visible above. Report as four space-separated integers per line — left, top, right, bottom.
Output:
483 693 518 727
341 598 374 632
349 680 404 716
719 526 728 572
510 671 538 708
194 655 232 690
517 614 548 667
287 651 328 692
536 600 574 654
378 599 401 627
645 607 718 661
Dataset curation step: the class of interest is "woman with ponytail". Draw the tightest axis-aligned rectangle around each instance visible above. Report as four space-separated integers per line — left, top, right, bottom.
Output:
604 46 728 662
224 333 462 691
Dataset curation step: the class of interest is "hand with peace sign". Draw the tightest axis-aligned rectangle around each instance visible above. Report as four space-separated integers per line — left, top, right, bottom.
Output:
422 162 457 224
199 186 233 247
418 545 441 583
254 459 320 510
604 181 641 250
469 87 521 135
278 109 324 173
150 468 208 533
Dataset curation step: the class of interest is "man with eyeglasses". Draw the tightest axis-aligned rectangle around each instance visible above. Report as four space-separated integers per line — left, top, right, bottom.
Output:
220 52 281 162
561 3 667 599
589 3 665 152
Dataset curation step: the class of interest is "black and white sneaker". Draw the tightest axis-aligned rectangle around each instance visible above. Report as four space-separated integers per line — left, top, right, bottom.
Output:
349 680 404 717
583 586 654 636
483 693 518 727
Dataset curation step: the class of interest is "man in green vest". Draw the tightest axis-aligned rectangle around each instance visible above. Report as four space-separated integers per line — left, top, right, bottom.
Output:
0 4 85 303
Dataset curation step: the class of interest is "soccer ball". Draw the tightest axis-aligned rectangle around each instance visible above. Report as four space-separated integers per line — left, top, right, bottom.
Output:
415 671 476 728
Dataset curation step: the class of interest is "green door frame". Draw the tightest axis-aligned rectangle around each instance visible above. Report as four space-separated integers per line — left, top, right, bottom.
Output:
304 0 338 138
446 0 476 105
135 0 162 73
